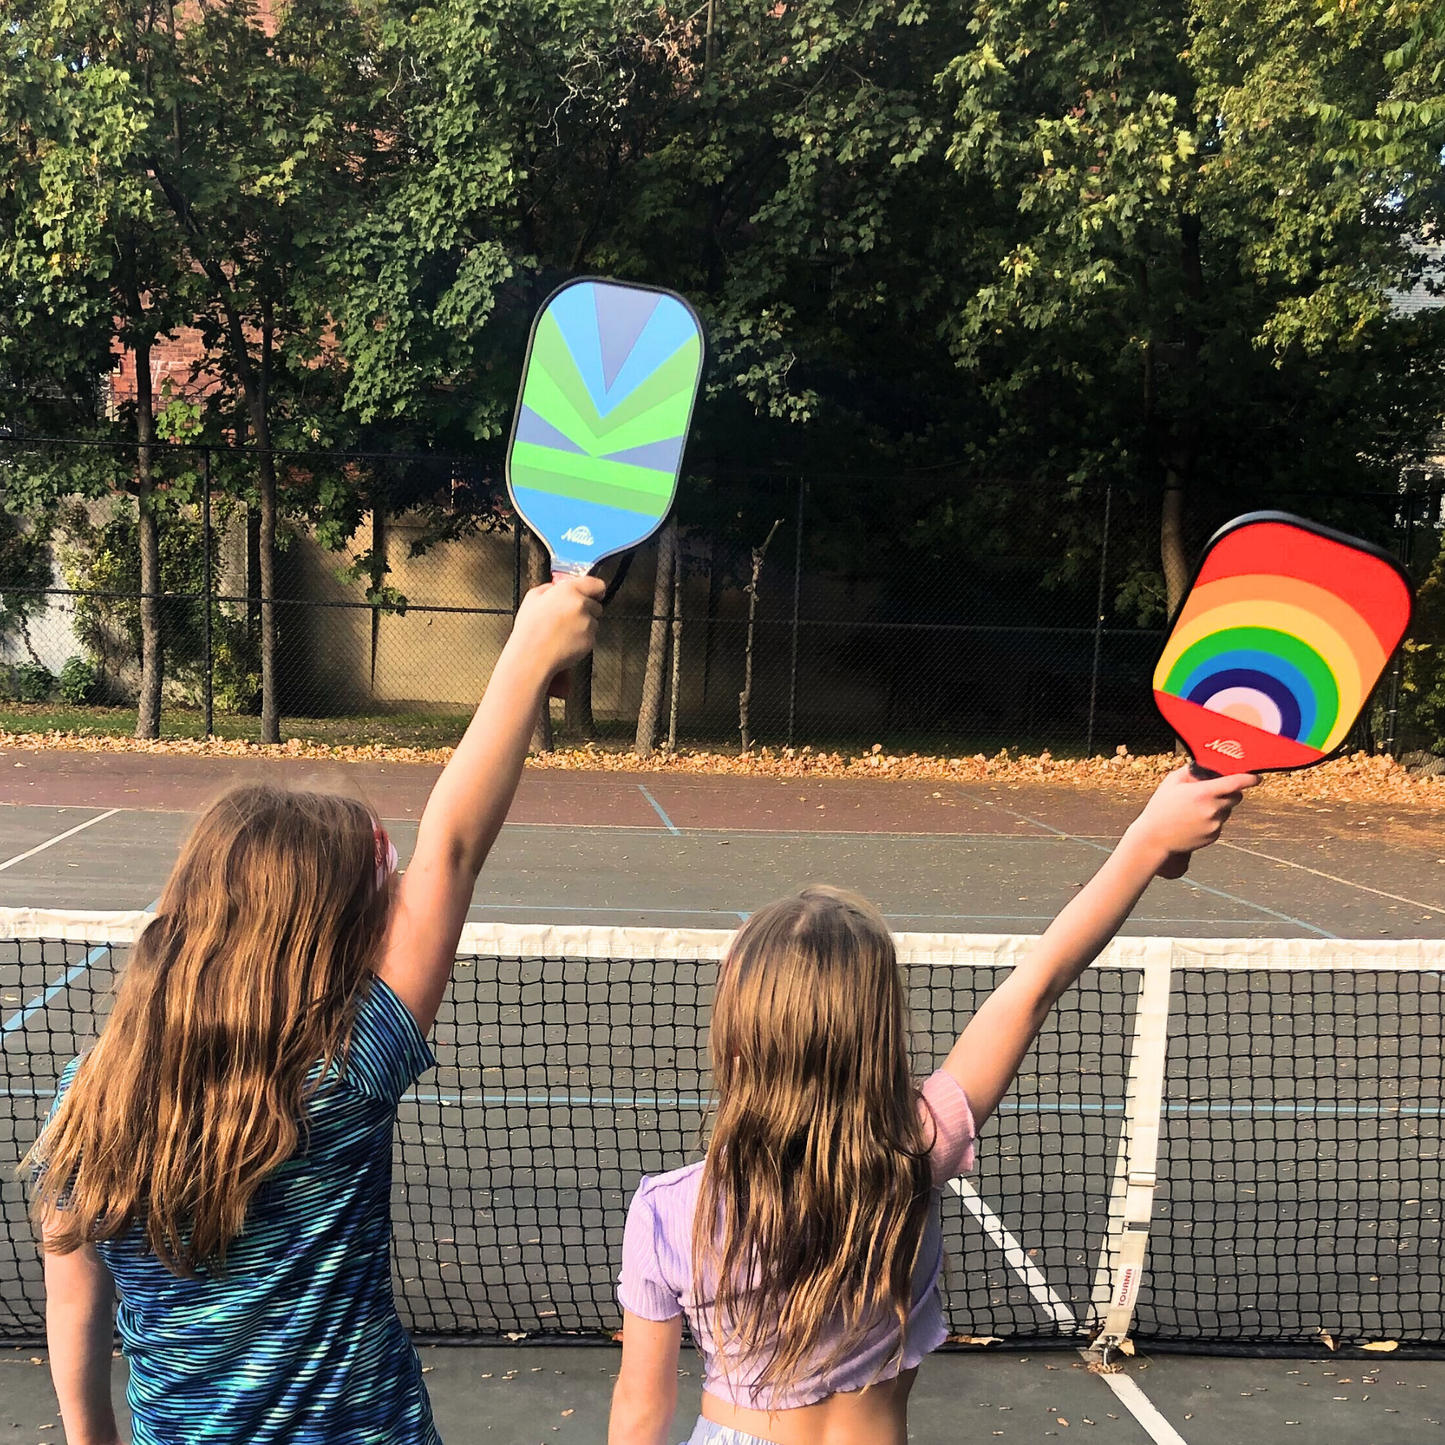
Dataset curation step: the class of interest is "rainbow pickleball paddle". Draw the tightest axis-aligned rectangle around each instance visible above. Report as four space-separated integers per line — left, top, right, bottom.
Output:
1151 512 1414 875
506 277 706 577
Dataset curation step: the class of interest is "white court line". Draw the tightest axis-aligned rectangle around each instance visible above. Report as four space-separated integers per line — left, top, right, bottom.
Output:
983 799 1338 939
1218 840 1445 915
462 901 1250 926
947 1178 1190 1444
947 1178 1079 1328
0 809 120 873
1090 1367 1191 1445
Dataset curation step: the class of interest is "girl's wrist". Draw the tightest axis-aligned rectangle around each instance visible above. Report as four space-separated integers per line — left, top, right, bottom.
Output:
1117 820 1172 875
493 632 556 698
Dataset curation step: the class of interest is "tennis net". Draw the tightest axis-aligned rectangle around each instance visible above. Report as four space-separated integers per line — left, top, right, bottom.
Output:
2 912 1441 1351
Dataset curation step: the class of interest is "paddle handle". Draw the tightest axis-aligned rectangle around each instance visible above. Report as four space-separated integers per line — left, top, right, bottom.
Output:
545 564 592 700
1156 761 1221 878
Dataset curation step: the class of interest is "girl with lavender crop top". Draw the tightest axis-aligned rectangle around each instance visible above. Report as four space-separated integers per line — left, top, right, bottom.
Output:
610 767 1259 1445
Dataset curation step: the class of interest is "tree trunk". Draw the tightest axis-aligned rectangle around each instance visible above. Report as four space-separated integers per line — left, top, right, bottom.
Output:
133 337 162 741
565 651 595 738
527 534 553 753
667 542 683 751
231 329 281 743
369 505 387 693
634 518 678 758
739 519 781 753
255 445 280 743
1161 470 1189 618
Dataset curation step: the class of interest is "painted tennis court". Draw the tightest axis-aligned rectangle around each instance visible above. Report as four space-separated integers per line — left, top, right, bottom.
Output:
2 751 1444 1443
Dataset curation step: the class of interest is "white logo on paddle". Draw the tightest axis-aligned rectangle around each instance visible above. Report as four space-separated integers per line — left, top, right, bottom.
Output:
1207 738 1245 760
561 525 594 545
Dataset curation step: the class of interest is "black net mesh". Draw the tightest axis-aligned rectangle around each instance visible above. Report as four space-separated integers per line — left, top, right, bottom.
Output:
3 933 1442 1350
1141 967 1445 1345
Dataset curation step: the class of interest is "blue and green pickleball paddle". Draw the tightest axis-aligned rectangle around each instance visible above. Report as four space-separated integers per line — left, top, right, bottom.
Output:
506 277 706 577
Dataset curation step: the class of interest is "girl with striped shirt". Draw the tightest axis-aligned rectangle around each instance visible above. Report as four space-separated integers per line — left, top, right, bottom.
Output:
28 575 603 1445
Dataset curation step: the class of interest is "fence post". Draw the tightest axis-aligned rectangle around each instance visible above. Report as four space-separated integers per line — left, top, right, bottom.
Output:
1085 482 1113 758
201 447 213 739
787 476 804 748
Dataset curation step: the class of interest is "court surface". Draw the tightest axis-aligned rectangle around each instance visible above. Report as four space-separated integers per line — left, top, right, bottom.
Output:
2 748 1443 1445
0 749 1439 935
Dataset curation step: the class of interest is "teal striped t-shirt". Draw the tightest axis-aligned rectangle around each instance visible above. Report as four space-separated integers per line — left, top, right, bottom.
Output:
51 976 439 1445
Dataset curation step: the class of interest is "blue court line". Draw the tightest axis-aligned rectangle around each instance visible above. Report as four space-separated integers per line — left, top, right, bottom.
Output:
1 942 112 1039
396 1093 1445 1118
635 784 680 835
0 1083 1437 1117
0 897 160 1041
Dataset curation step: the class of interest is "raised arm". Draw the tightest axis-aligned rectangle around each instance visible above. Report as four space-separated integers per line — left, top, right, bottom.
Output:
944 766 1259 1127
377 575 604 1030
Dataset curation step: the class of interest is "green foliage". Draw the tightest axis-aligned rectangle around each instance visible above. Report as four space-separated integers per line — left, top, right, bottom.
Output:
8 663 55 702
56 499 260 713
58 656 100 705
0 507 54 658
2 0 1443 658
1401 541 1445 754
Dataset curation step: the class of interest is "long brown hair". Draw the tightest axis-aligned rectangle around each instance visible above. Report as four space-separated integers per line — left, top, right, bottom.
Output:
694 885 933 1397
26 784 392 1274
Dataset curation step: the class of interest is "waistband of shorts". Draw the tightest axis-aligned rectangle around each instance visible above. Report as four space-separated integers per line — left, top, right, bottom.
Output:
683 1417 778 1445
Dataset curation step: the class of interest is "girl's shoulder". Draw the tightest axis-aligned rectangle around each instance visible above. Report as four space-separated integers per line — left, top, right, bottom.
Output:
634 1158 706 1206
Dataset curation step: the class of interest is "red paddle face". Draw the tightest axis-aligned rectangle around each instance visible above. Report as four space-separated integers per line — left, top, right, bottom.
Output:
1152 513 1413 775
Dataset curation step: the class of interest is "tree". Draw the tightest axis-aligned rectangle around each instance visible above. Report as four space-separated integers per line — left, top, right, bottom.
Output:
939 0 1445 619
3 0 401 742
0 1 198 736
332 0 983 738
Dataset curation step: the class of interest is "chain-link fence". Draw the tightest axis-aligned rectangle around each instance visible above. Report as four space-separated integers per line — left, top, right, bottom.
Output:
0 436 1439 757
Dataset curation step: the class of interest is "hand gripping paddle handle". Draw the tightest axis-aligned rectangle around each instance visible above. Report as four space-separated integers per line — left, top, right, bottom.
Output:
1156 761 1220 879
543 557 632 701
545 567 586 700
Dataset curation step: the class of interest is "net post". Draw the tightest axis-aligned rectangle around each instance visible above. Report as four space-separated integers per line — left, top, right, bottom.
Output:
1090 937 1172 1355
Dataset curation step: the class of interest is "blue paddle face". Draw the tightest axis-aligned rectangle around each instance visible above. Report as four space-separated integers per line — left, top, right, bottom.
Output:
506 278 706 574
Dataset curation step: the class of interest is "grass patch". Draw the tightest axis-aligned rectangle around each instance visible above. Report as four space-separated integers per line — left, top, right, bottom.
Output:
0 703 477 750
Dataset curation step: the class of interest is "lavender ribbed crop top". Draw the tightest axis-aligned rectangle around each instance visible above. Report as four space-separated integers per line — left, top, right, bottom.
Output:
617 1070 977 1412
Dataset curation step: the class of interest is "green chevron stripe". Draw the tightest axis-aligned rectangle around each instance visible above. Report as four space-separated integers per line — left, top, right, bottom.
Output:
511 461 670 517
525 319 700 448
580 340 701 438
520 356 601 454
526 315 601 436
511 441 676 499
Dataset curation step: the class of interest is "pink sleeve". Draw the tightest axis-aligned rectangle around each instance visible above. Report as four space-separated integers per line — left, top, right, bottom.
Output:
617 1179 684 1322
919 1070 978 1185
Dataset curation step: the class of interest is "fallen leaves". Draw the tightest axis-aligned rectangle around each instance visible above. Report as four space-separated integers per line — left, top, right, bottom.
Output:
0 728 1441 808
